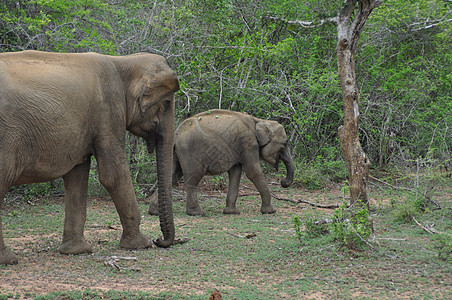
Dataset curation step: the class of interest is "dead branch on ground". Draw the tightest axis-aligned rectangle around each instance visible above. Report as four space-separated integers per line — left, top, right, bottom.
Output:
97 256 141 272
412 217 450 235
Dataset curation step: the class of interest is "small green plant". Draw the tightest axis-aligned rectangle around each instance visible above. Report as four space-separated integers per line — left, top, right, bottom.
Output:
331 200 372 250
210 175 226 190
8 210 19 217
431 233 452 262
293 215 303 240
296 163 323 190
293 210 330 242
392 193 429 223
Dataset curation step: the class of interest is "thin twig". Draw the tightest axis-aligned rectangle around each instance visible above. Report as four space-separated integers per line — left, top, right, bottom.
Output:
242 184 340 208
350 225 399 259
173 237 191 245
238 192 260 198
227 232 244 238
296 276 347 283
226 232 257 239
412 216 434 234
373 237 407 241
295 199 341 209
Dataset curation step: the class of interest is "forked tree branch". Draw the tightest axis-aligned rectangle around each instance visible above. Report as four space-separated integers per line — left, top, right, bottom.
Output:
408 10 452 31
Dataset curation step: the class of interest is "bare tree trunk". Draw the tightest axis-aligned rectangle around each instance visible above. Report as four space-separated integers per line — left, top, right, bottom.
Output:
263 0 381 208
336 0 381 207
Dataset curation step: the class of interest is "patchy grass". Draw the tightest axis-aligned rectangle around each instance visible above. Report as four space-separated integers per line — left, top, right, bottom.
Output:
1 176 451 299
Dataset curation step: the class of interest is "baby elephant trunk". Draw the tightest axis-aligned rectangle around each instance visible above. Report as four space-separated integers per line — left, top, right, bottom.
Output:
280 147 294 188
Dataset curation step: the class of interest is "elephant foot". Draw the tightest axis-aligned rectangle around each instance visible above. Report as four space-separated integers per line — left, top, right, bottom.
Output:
186 207 206 216
260 206 276 214
0 247 18 265
59 239 94 255
120 232 153 250
223 207 240 214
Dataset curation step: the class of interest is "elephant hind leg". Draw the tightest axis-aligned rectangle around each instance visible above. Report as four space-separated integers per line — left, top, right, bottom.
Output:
0 189 18 265
0 160 21 264
59 159 94 255
223 164 242 214
0 160 20 264
183 168 205 216
0 211 18 265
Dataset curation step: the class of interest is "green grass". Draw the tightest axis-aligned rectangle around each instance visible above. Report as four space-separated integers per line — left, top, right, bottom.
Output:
1 175 451 299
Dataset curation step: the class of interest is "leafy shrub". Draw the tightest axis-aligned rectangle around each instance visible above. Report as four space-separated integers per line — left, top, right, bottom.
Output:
391 195 422 223
293 148 347 190
331 201 372 250
293 215 303 240
293 201 372 251
294 210 330 241
431 233 452 262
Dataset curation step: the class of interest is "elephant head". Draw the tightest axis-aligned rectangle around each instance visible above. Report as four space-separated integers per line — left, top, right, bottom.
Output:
256 120 294 188
125 54 179 247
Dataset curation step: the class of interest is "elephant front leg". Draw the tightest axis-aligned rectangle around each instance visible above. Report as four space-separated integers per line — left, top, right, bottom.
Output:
223 164 242 214
97 151 152 249
59 160 94 255
244 163 276 214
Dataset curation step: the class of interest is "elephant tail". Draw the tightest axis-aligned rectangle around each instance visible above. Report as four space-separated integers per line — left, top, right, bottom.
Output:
172 153 183 186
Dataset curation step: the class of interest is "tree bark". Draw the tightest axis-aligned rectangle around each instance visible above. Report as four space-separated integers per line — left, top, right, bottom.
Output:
336 0 380 207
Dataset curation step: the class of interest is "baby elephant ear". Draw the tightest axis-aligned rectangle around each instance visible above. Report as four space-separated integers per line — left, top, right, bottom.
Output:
256 121 272 146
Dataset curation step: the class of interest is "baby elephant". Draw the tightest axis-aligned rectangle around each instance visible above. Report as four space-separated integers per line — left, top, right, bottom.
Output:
148 109 294 216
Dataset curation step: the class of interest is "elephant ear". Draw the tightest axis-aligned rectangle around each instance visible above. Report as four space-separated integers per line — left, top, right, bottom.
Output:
132 66 179 114
129 76 152 113
256 121 272 146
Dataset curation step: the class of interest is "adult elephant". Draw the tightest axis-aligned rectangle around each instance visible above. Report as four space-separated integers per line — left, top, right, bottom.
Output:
148 109 294 216
0 50 179 265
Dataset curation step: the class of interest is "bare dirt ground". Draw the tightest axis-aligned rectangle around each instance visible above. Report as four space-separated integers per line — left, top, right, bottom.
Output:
0 181 339 298
1 179 450 299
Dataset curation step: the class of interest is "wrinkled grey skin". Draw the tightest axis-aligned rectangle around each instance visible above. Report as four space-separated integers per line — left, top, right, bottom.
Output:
0 50 179 265
148 109 294 216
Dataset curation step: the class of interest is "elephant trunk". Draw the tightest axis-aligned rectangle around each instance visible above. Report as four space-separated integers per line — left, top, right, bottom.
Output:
280 147 294 188
152 99 175 248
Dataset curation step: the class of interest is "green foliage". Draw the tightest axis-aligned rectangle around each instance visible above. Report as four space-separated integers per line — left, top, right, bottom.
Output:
294 210 330 240
390 161 446 223
357 0 451 170
391 194 425 223
331 201 372 250
210 175 227 190
431 233 452 262
293 201 372 251
1 0 450 194
294 148 347 189
293 215 303 239
6 180 63 204
125 134 158 198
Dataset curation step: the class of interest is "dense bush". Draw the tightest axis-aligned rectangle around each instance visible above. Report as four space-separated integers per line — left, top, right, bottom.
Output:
1 0 450 196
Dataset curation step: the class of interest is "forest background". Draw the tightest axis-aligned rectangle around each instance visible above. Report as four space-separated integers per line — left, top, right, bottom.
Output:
1 0 450 195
